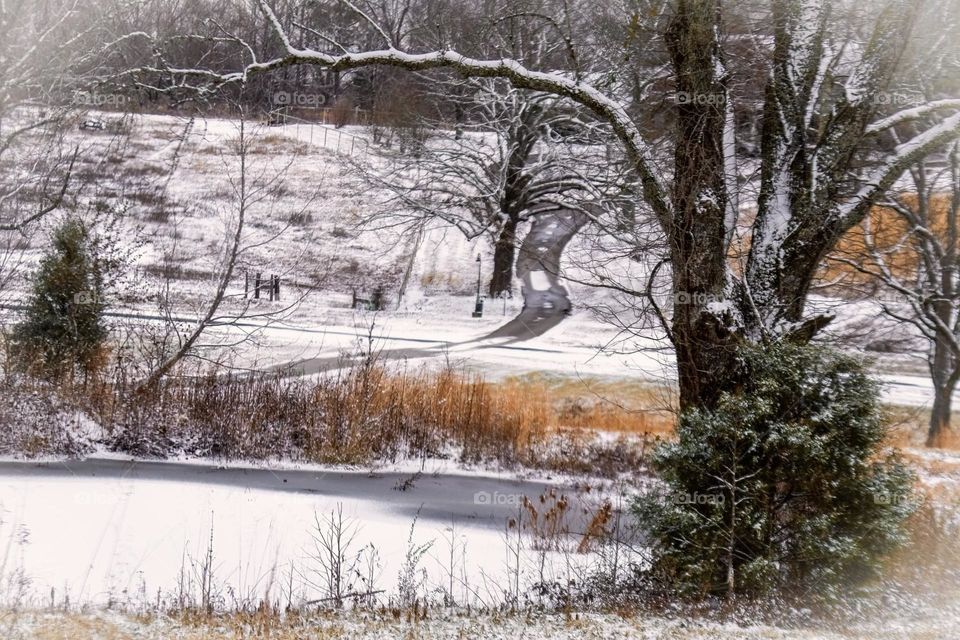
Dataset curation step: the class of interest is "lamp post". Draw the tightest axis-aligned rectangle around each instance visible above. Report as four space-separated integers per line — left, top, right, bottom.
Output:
472 254 484 317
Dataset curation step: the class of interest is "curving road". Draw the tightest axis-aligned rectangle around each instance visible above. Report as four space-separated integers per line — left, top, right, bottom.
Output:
277 208 588 376
479 208 589 344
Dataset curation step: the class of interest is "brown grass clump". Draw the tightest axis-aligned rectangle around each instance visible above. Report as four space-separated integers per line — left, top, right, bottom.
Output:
884 405 960 452
86 360 551 466
64 357 672 473
1 337 672 472
501 373 676 437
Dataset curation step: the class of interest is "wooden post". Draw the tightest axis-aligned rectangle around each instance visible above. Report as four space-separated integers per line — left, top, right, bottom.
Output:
254 272 262 299
273 275 280 301
244 271 249 299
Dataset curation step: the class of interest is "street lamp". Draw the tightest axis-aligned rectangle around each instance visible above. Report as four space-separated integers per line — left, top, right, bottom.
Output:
472 254 484 318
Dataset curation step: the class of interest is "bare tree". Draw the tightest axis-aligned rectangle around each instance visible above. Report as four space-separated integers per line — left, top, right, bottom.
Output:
126 0 960 411
0 0 101 234
833 144 960 446
137 109 311 391
358 78 610 297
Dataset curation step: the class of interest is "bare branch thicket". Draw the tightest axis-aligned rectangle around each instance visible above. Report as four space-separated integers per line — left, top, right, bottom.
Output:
121 0 960 411
830 143 960 446
354 74 629 297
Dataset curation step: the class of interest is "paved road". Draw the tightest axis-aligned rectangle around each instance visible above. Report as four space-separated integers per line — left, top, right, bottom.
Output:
276 208 589 376
480 208 589 344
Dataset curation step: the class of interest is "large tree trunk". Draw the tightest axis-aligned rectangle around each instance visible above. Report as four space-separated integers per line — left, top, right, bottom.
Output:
666 0 743 410
225 0 959 419
489 218 518 298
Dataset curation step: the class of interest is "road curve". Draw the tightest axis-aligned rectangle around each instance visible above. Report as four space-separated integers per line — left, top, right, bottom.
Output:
478 208 589 344
276 208 588 376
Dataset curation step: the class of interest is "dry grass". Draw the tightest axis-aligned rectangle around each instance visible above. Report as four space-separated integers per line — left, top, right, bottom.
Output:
884 404 960 451
86 360 552 465
0 346 667 473
418 270 467 293
6 607 956 639
66 359 672 472
246 134 312 156
498 373 676 437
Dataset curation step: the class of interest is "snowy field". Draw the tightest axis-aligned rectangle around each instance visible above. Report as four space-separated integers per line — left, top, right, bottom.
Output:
0 457 626 610
0 109 947 414
1 447 959 638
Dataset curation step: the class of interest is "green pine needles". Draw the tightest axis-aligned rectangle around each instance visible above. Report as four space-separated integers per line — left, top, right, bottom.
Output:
11 218 107 379
636 342 916 599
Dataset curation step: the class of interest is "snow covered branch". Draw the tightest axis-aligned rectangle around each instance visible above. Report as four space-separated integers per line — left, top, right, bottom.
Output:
866 99 960 135
127 0 673 231
838 111 960 227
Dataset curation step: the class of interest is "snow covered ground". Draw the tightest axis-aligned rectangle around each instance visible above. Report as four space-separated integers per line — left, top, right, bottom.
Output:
5 607 955 640
0 109 948 414
1 448 958 637
0 457 625 610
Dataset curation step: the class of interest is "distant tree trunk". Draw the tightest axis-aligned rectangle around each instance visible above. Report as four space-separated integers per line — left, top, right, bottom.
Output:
929 384 954 448
928 334 959 447
489 217 518 298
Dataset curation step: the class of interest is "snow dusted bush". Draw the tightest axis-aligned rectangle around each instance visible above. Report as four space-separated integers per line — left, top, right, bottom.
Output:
636 343 916 599
0 373 95 457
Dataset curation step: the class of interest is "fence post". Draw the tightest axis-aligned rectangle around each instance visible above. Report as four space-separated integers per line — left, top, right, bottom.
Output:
244 271 249 299
254 272 262 299
273 275 280 301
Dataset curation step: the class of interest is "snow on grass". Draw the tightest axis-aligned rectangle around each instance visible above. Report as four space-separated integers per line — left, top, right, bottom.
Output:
0 458 627 610
0 607 907 640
